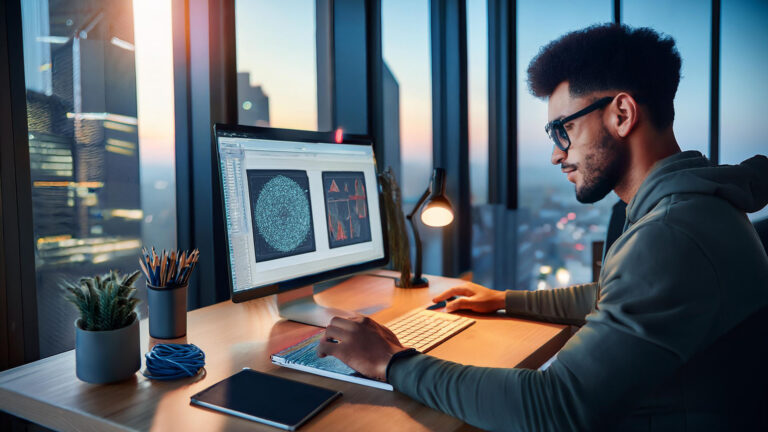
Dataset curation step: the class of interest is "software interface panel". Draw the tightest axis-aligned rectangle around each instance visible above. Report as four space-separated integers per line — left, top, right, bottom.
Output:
218 137 385 291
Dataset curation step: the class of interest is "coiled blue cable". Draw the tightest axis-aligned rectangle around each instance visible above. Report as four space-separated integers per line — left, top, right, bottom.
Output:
143 344 205 380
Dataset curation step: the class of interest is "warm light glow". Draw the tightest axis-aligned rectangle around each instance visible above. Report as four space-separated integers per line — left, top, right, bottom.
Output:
567 212 576 220
109 209 144 220
33 181 104 188
37 235 72 245
105 145 134 156
421 206 453 227
103 121 136 133
537 280 547 290
539 265 552 275
335 129 343 144
555 268 571 285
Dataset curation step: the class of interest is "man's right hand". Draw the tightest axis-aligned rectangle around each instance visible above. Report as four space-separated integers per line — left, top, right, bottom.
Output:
432 282 506 313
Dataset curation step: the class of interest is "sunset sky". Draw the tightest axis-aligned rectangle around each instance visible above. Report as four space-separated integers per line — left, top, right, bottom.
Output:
135 0 766 208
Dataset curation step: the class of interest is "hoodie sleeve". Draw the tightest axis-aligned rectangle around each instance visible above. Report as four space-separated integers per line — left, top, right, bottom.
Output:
388 222 723 431
504 283 600 326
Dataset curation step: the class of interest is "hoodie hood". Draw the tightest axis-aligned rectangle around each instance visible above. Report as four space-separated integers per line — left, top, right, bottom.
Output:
626 151 768 223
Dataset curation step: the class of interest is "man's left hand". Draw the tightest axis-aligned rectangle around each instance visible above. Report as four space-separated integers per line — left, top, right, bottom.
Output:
318 315 407 381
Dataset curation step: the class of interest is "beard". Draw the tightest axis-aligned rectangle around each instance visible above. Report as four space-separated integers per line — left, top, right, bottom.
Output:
574 126 628 204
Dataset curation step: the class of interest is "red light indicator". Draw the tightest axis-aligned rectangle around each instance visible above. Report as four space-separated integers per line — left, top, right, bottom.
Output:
335 129 343 143
567 212 576 220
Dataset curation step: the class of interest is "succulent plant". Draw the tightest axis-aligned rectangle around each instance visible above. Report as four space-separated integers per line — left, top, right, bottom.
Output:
64 270 141 331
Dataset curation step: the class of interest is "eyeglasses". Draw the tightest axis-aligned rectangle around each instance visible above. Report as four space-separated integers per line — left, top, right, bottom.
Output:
544 96 615 152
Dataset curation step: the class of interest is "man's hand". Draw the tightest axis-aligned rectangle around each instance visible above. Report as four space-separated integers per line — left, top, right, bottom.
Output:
433 282 506 313
317 316 406 381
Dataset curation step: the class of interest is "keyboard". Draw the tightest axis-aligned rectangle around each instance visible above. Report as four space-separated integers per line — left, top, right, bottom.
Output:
385 309 475 353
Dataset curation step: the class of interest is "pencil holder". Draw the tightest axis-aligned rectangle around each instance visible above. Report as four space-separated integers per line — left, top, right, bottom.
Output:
147 283 188 339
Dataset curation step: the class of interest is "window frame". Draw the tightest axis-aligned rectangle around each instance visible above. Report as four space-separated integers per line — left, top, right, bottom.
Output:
0 0 41 369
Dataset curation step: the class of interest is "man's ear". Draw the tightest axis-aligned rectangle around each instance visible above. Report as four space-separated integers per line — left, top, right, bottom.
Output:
610 92 638 138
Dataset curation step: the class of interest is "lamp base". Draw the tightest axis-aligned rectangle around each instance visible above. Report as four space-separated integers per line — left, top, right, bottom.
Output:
395 276 429 288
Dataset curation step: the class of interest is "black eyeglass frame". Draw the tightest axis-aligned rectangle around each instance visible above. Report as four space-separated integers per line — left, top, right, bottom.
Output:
544 96 616 152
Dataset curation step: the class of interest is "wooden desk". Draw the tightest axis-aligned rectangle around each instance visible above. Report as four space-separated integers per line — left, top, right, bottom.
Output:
0 271 570 431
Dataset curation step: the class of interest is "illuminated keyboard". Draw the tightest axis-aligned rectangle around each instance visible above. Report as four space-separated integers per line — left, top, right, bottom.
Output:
385 309 475 353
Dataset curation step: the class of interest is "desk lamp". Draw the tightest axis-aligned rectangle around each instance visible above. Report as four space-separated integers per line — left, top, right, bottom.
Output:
397 168 454 288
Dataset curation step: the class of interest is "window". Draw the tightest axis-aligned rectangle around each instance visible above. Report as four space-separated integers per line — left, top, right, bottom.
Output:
382 0 441 274
720 0 768 221
20 0 176 357
623 0 711 156
234 0 318 131
516 1 614 291
468 0 488 207
467 0 492 286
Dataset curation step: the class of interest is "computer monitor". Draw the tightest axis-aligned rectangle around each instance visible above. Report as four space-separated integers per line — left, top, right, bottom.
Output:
214 124 389 326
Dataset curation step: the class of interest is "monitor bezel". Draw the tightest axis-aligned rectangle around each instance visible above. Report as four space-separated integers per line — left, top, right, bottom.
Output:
213 123 390 303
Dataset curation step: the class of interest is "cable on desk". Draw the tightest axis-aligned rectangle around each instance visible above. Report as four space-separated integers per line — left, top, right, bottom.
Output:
143 344 205 380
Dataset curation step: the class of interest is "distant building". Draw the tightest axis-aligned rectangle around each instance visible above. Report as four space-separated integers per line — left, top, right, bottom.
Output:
382 62 402 184
237 72 270 126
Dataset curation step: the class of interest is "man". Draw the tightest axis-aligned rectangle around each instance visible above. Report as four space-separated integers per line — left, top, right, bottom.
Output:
319 24 768 431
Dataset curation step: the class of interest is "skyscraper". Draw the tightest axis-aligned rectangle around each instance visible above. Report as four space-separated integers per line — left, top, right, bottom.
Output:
237 72 270 127
22 0 144 357
382 62 402 183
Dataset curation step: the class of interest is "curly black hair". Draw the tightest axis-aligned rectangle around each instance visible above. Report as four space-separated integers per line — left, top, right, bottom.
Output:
527 23 681 129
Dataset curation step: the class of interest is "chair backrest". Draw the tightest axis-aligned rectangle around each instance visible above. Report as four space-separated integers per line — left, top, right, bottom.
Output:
753 218 768 254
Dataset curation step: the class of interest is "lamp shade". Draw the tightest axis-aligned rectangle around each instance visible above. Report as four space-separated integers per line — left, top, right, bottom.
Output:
421 195 453 227
420 168 454 227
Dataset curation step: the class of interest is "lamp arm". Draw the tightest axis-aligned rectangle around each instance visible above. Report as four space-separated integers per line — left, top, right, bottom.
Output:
406 187 430 281
407 213 423 281
407 188 431 219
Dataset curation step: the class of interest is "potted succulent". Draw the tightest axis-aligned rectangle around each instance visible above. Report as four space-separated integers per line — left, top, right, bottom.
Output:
63 270 142 384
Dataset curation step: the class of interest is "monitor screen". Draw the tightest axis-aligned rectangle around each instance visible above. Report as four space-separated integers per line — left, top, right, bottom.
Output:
214 125 387 302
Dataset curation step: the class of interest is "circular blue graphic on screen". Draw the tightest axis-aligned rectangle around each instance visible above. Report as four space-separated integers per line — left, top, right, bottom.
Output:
254 175 311 252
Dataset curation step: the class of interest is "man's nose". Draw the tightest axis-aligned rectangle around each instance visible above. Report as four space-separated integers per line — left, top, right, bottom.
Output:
551 145 567 165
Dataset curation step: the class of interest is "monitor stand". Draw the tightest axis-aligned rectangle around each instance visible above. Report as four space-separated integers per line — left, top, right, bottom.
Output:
276 285 357 327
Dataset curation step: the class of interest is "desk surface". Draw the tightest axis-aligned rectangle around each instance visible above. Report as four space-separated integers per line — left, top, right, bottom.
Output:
0 270 570 432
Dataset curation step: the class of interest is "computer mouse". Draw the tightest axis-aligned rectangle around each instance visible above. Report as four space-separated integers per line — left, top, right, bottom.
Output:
426 296 458 310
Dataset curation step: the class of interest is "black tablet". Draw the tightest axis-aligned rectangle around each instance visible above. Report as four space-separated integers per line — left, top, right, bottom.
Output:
190 368 341 430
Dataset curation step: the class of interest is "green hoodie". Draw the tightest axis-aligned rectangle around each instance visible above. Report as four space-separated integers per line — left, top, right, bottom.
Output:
388 151 768 431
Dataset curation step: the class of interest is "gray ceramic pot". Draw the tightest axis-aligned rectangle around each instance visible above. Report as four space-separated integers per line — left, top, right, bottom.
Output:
147 283 188 339
75 318 140 384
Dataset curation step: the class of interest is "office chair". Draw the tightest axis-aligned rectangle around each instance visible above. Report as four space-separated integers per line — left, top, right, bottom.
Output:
753 218 768 254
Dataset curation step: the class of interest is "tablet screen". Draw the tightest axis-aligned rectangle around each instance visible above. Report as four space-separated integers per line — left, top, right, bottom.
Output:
190 368 341 430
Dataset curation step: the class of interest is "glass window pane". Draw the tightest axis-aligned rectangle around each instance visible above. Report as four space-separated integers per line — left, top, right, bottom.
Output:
383 0 432 202
468 0 488 206
235 0 317 131
517 1 614 291
721 0 768 221
21 0 176 357
467 0 492 286
623 0 711 157
383 0 439 274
